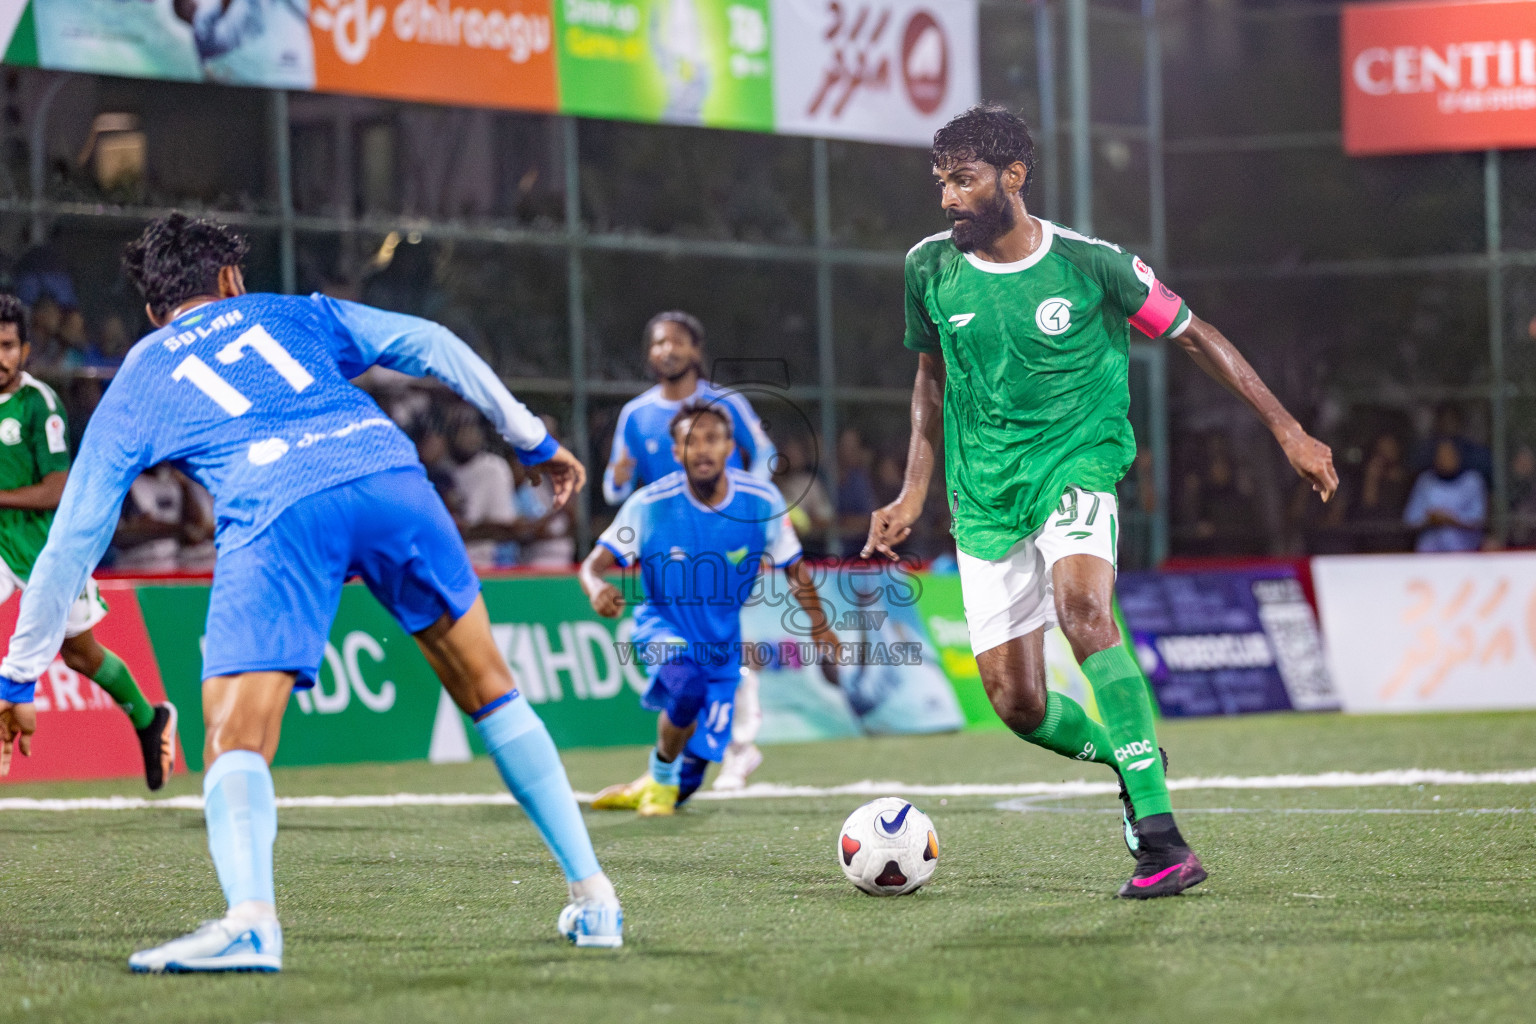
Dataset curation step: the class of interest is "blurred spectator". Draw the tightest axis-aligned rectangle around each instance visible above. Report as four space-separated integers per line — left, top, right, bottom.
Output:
1403 438 1486 553
13 239 79 311
1349 433 1412 552
112 466 193 572
178 478 218 572
1414 403 1493 486
836 427 876 558
1508 445 1536 548
1181 434 1263 556
410 418 461 513
449 412 518 569
773 434 832 558
873 448 905 508
78 313 132 369
512 416 576 567
25 298 69 370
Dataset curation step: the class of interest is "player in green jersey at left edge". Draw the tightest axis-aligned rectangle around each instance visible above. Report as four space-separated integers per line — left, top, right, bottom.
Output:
0 294 178 787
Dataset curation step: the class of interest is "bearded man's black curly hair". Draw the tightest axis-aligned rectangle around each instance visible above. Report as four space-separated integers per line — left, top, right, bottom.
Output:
0 294 27 345
122 212 250 321
931 103 1037 195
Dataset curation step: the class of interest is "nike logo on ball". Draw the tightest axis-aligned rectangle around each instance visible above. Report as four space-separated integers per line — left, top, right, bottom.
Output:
878 804 912 835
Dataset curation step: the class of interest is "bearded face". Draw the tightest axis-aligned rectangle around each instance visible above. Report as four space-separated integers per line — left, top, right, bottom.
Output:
946 172 1017 253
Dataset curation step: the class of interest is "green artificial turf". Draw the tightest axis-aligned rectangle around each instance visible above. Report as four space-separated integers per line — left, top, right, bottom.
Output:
2 712 1535 1023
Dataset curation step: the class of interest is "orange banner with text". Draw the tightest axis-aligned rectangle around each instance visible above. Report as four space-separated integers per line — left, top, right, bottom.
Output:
1342 0 1536 155
309 0 558 111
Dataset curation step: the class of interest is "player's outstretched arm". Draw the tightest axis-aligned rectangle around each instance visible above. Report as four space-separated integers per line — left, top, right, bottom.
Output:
315 296 585 502
579 543 626 618
0 470 67 511
1172 316 1338 502
863 352 945 560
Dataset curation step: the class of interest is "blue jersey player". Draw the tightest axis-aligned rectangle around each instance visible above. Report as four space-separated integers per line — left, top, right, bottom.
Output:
603 311 779 792
601 310 775 505
0 214 622 971
579 402 837 816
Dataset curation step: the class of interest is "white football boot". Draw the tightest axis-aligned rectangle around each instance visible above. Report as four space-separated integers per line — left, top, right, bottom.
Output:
558 900 624 948
129 913 282 973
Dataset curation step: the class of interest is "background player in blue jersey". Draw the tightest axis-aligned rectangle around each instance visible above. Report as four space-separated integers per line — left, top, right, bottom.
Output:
604 310 779 791
0 213 622 971
581 402 837 816
602 311 776 505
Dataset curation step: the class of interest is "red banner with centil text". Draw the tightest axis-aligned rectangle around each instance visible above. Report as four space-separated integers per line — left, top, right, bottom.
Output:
1343 0 1536 155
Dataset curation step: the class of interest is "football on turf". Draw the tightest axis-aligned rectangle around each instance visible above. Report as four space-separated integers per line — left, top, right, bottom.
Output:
837 797 939 896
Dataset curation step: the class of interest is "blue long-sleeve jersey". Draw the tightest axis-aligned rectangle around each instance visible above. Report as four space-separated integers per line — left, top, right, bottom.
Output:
0 292 556 687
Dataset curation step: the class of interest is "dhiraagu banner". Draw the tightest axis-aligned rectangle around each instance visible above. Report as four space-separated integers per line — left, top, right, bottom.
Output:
553 0 773 129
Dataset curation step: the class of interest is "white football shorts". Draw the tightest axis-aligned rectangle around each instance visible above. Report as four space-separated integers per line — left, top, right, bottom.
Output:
956 486 1119 656
0 562 109 639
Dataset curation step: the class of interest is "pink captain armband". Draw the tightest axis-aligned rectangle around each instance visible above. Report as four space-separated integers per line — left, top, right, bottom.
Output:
1129 280 1185 339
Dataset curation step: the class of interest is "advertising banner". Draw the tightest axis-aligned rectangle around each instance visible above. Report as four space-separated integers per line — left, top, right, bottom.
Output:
913 571 1100 730
1313 552 1536 713
310 0 559 109
1 0 976 143
130 568 967 774
772 0 976 146
31 0 314 88
1342 0 1536 156
1118 567 1339 717
0 581 183 783
137 575 663 772
553 0 773 129
745 564 963 742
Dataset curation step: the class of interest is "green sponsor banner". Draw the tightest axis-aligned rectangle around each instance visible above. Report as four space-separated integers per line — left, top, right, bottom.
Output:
911 573 1002 731
137 575 657 772
553 0 773 129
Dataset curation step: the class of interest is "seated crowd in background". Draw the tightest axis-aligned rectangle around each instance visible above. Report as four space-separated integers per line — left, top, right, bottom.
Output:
1179 401 1520 558
7 244 1529 567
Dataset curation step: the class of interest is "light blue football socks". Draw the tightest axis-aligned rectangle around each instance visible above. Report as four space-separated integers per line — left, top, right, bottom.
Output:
202 749 278 910
648 747 681 786
475 695 603 883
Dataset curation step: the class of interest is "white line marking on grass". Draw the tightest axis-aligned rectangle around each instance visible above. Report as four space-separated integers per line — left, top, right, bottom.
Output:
3 767 1535 813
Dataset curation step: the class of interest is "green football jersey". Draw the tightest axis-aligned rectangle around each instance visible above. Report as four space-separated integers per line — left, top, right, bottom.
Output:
0 373 71 579
904 219 1192 560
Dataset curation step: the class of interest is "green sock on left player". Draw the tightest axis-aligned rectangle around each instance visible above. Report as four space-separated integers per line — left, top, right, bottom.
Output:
91 649 155 730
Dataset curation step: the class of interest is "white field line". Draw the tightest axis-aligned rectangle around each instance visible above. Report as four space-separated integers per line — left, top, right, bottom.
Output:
3 767 1536 813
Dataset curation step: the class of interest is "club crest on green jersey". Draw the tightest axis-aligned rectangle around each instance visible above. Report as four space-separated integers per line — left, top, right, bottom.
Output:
1035 297 1073 336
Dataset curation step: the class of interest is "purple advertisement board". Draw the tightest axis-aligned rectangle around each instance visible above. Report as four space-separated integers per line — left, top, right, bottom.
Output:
1117 567 1340 718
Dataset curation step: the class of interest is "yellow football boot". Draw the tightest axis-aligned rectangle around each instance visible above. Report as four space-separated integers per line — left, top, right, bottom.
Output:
636 779 680 817
590 774 650 811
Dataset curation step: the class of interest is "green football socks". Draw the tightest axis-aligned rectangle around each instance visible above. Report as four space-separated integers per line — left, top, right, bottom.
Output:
1014 690 1117 769
93 649 155 731
1082 645 1171 818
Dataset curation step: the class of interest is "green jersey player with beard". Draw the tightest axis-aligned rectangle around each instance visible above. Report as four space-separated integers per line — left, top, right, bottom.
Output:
0 294 178 787
864 105 1338 898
